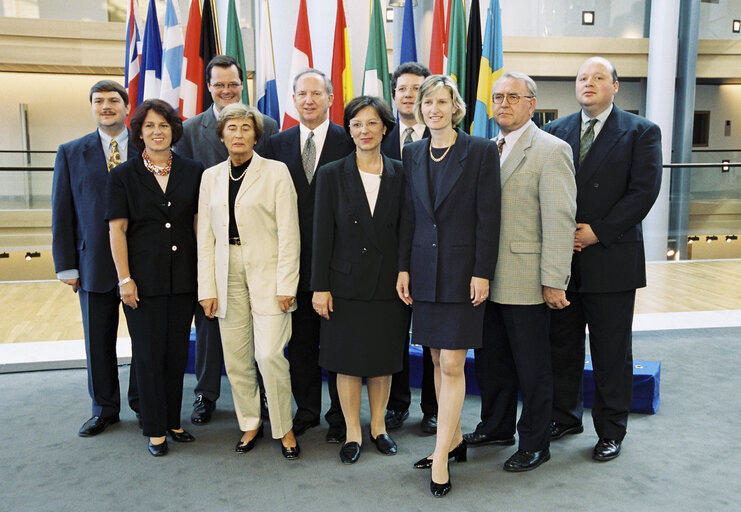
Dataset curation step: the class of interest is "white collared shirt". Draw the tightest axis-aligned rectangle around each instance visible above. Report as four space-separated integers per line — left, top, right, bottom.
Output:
581 103 613 140
299 118 330 174
98 128 129 162
398 122 426 155
495 120 533 164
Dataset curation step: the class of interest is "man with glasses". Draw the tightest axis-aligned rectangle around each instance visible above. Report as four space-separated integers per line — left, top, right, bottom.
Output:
175 55 278 425
542 57 661 462
465 72 576 472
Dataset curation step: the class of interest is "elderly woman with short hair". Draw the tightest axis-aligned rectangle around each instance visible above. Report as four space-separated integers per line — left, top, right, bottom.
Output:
197 103 301 459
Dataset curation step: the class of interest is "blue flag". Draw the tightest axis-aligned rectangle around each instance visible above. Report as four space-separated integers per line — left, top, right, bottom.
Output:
471 0 504 139
139 0 163 103
399 0 417 64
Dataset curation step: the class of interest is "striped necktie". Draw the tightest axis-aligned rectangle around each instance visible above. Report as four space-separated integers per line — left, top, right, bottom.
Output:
302 131 316 183
579 119 597 165
108 139 121 172
403 127 415 145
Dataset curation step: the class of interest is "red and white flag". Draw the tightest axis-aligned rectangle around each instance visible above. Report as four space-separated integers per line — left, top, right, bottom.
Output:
282 0 313 130
179 0 203 120
124 0 143 125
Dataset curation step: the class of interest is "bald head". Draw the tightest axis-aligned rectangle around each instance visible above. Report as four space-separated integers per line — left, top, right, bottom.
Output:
575 57 619 118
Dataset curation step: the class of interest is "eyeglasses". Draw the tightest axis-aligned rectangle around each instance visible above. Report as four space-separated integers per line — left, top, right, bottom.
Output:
349 120 382 130
492 93 534 105
396 85 421 95
210 82 242 90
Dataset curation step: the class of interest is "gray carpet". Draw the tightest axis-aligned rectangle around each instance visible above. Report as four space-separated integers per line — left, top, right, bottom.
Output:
2 327 740 512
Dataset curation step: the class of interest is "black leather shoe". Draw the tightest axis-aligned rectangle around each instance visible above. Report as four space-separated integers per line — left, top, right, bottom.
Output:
369 432 397 455
413 440 467 469
78 415 119 437
503 448 551 472
148 439 168 457
339 442 361 464
235 425 264 453
191 394 215 425
292 418 320 437
592 438 621 462
430 462 451 498
384 409 409 430
326 424 346 444
420 414 437 434
550 421 584 440
167 429 195 443
462 432 516 446
281 441 301 460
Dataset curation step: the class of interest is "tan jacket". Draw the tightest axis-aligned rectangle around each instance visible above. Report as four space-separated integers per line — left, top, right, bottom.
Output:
491 121 577 305
197 152 300 316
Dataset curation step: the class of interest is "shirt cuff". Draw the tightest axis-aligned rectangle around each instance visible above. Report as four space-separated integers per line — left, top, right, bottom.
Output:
57 269 80 280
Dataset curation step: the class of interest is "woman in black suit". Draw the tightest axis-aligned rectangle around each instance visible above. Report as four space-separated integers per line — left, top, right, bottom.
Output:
312 96 409 464
106 99 204 457
396 75 500 496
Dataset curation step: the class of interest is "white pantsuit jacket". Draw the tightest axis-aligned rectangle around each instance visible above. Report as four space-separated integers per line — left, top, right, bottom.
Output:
197 152 300 317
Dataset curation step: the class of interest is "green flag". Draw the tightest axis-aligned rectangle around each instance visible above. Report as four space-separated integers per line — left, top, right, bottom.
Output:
362 0 391 105
225 0 249 105
447 0 466 117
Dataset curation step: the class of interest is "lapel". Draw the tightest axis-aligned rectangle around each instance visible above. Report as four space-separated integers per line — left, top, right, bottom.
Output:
125 129 141 161
577 106 627 186
200 110 228 162
341 155 381 250
500 122 536 186
213 161 229 213
133 154 165 196
561 114 581 173
282 127 308 196
433 128 468 211
81 132 107 179
317 122 345 168
165 152 184 196
408 139 435 220
381 125 401 160
372 154 398 233
235 153 263 203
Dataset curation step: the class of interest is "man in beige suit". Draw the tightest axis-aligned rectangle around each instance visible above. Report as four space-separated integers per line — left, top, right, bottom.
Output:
465 72 576 472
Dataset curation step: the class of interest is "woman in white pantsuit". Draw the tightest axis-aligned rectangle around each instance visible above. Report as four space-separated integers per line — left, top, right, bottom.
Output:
197 103 301 459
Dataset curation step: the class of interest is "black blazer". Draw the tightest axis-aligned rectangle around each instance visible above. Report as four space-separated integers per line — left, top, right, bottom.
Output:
51 130 140 293
542 105 661 292
398 129 501 303
105 152 204 297
311 154 405 301
266 122 354 291
380 125 431 160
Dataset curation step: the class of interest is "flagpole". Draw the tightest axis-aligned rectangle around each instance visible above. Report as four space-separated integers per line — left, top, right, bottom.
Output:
211 0 222 54
265 0 276 72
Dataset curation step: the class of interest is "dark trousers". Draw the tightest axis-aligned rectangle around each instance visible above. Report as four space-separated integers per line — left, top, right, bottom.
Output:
474 301 552 451
125 293 195 437
550 290 636 442
388 313 437 415
287 291 343 427
193 304 223 402
79 287 138 417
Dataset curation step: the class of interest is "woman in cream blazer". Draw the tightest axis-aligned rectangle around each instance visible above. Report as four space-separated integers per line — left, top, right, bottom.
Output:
197 104 301 459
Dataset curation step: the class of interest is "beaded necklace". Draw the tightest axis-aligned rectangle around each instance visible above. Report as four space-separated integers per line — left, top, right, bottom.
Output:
142 149 172 176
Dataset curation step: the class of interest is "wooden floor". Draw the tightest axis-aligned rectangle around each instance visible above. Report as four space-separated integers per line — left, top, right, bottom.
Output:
2 259 741 344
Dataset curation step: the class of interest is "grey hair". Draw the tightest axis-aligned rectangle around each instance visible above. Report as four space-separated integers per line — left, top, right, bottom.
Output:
493 72 537 97
216 103 264 143
292 68 333 95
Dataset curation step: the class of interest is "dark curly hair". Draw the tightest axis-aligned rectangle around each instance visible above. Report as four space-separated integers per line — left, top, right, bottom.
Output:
129 99 183 151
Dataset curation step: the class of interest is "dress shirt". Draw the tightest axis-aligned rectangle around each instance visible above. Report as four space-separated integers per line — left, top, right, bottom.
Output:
398 122 426 155
495 120 532 164
299 118 330 174
581 103 613 140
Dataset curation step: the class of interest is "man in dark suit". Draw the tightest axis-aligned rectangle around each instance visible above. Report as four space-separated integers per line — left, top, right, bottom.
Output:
174 55 278 425
466 72 576 472
52 80 140 437
265 68 353 443
542 57 661 462
380 62 437 434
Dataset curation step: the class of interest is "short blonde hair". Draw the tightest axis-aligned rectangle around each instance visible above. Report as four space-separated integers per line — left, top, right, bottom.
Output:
414 75 466 127
216 103 264 143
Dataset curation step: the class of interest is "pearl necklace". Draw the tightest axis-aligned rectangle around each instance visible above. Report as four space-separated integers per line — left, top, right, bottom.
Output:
228 158 249 181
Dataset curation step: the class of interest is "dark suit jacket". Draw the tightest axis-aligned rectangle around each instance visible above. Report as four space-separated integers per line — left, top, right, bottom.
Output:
398 129 501 303
105 153 204 297
380 125 431 160
311 154 405 301
174 107 279 168
542 105 661 293
266 122 354 291
51 130 140 293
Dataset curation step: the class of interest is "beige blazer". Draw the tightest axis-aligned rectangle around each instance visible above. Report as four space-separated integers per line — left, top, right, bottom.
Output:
491 121 577 305
197 152 300 317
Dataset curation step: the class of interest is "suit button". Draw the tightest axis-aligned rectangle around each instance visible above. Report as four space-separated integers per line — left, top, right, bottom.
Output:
165 222 171 228
593 183 599 188
354 220 358 224
171 245 178 251
432 243 437 248
361 247 367 254
167 201 172 206
433 224 437 229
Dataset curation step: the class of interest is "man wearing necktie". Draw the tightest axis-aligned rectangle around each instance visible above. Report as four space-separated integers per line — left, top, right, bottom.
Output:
380 62 437 434
542 57 662 462
465 72 576 472
266 68 353 443
52 80 140 437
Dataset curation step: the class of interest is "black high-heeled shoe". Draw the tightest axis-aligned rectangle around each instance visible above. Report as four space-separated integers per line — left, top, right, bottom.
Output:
430 462 451 497
235 424 264 453
413 440 467 469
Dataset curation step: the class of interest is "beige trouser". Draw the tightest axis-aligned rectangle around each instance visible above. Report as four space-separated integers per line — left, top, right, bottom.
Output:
219 245 293 438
